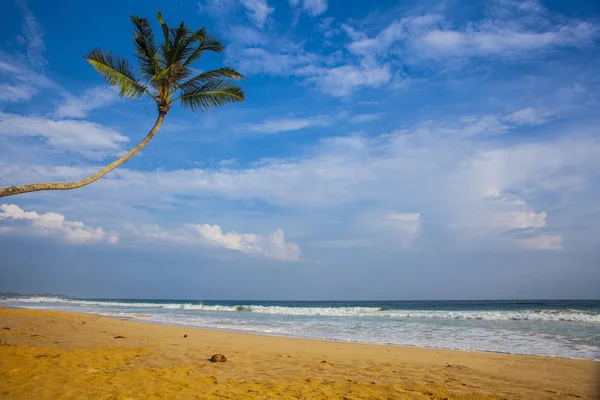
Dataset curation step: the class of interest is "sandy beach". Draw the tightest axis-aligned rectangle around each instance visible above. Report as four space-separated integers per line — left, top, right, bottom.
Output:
0 306 598 399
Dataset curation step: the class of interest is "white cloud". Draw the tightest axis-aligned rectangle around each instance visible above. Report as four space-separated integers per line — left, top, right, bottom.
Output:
301 62 393 97
0 51 55 90
0 163 97 185
519 233 563 250
0 83 37 103
416 22 598 59
459 115 508 136
409 109 554 139
222 10 391 97
494 0 545 14
0 204 117 244
349 113 384 124
139 223 300 261
318 17 337 38
0 30 56 105
6 115 598 209
347 14 443 58
344 4 598 63
226 25 267 46
222 3 393 98
290 0 327 16
341 24 368 41
0 112 129 159
227 46 320 76
53 87 119 119
403 114 508 139
240 0 274 28
3 110 599 252
19 5 47 69
198 0 273 28
221 1 597 99
107 233 120 244
197 0 237 17
242 115 332 134
195 224 300 261
488 211 547 230
502 108 554 125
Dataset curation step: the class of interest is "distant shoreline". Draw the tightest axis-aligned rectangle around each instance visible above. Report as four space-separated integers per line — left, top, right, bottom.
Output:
3 293 599 301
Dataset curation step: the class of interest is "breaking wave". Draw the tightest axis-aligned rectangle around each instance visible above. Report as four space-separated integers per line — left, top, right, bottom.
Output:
2 297 599 323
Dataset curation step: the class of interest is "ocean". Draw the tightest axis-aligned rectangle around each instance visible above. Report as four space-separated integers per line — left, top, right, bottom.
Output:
1 297 599 360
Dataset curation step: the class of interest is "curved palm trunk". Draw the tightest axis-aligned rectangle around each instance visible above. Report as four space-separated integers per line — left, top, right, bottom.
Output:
0 112 166 198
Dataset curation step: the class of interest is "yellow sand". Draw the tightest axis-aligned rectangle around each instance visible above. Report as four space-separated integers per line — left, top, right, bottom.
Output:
0 307 598 399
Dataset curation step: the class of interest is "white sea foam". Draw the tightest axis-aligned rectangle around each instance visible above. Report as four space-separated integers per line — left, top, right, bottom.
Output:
2 297 599 322
2 297 599 360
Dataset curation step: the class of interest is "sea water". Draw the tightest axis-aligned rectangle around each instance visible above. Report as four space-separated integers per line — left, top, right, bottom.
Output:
2 297 599 360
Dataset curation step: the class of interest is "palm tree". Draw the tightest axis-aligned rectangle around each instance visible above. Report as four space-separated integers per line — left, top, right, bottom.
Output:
0 11 244 198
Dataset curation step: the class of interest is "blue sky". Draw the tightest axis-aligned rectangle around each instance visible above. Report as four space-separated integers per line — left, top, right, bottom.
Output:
0 0 599 299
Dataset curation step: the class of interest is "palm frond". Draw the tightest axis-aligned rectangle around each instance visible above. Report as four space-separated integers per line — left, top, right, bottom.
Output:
184 29 224 67
156 10 172 77
130 15 160 81
153 62 192 91
177 79 244 111
177 67 245 92
153 21 198 92
85 49 147 99
156 10 171 49
170 23 195 59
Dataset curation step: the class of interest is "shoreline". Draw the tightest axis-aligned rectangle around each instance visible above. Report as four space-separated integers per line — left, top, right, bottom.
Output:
107 311 600 362
6 304 599 362
1 306 599 399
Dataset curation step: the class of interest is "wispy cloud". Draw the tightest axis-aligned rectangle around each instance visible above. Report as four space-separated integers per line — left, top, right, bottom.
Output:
18 4 47 69
240 0 274 28
299 62 393 97
345 3 599 63
0 51 55 89
488 211 547 230
241 115 332 134
502 108 555 125
227 42 392 97
518 233 563 250
227 46 321 76
0 112 129 159
0 7 55 105
349 113 384 124
0 204 118 244
414 22 598 60
290 0 328 17
0 83 37 103
53 87 120 119
198 0 273 28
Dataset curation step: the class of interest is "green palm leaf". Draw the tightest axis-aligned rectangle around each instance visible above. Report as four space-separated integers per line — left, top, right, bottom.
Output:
177 79 244 111
130 15 160 81
183 29 224 66
85 49 147 99
156 10 171 49
177 67 245 92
